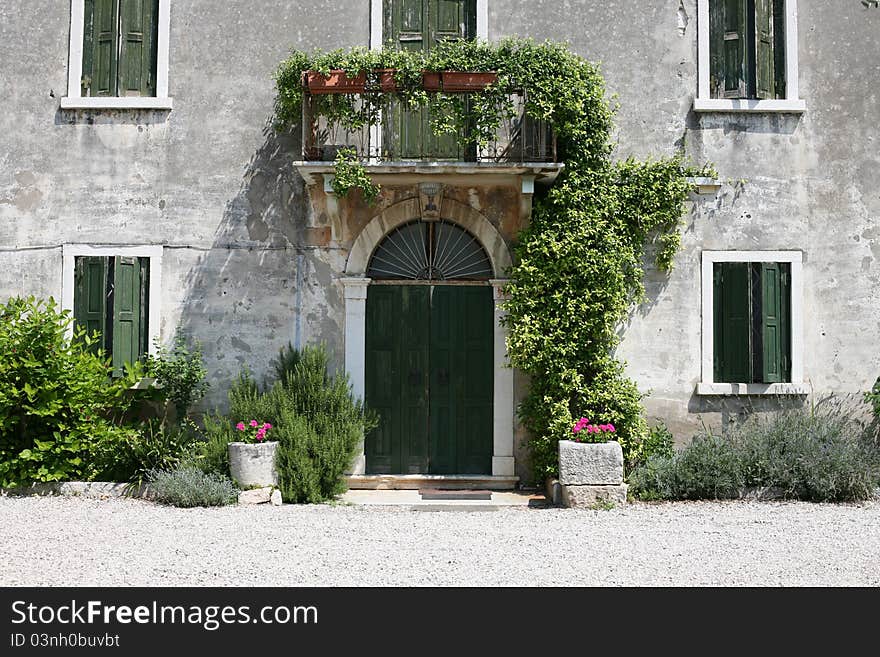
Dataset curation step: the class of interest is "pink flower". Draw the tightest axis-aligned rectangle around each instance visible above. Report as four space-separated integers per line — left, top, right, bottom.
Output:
607 424 615 432
250 419 259 427
236 422 246 431
263 423 272 430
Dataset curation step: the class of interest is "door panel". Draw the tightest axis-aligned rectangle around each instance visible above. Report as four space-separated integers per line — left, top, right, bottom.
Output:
430 286 493 474
454 286 493 474
365 286 430 474
366 284 492 475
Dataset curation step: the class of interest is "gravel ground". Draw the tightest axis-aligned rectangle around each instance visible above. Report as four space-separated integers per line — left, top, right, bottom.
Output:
1 496 878 586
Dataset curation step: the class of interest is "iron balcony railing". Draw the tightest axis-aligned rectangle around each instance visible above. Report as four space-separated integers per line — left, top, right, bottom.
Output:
301 87 557 163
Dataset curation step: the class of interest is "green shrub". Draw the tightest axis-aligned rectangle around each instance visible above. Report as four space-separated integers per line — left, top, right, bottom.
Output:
866 376 880 417
150 465 238 507
187 413 234 476
732 407 879 502
145 334 209 421
103 419 199 485
0 296 140 487
226 344 375 503
627 421 676 473
629 404 880 502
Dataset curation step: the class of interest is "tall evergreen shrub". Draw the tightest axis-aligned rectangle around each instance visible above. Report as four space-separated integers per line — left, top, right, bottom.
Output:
228 344 374 503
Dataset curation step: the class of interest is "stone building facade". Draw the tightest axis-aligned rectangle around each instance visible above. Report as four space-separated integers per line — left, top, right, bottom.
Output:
1 1 877 486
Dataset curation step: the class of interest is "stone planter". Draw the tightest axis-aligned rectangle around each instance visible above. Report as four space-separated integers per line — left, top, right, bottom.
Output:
558 439 627 507
228 441 279 488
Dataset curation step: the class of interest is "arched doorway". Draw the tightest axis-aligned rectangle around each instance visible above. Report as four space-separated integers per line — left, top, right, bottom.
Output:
364 219 494 474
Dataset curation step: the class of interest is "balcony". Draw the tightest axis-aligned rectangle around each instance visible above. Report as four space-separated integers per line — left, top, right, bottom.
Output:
299 71 559 165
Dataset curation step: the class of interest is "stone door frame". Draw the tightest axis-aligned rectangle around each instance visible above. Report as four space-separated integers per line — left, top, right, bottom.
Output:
341 196 514 477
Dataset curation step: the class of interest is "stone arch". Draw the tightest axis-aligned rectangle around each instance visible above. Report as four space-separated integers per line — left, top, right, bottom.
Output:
345 196 512 277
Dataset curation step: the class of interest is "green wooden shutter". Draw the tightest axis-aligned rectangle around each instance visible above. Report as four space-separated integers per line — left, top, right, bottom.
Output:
118 0 158 96
772 0 786 98
110 256 145 375
139 257 151 356
755 0 776 99
81 0 96 95
74 256 110 354
714 262 751 382
82 0 119 97
779 262 791 381
760 262 791 382
709 0 747 98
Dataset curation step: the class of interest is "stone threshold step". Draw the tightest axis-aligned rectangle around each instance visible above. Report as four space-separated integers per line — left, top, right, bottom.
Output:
339 489 546 507
345 474 519 490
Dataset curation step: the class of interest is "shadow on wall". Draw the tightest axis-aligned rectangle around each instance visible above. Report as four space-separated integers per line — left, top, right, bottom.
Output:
172 116 345 413
687 392 808 434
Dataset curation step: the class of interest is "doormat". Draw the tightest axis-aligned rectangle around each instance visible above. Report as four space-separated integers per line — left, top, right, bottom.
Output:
418 489 493 500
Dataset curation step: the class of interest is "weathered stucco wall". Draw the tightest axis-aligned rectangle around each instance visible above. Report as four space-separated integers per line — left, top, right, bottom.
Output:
1 1 878 472
0 0 370 404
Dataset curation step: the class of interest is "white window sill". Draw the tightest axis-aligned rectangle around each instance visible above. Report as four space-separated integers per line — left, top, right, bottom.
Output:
686 177 722 195
696 382 810 396
60 96 173 110
693 98 806 113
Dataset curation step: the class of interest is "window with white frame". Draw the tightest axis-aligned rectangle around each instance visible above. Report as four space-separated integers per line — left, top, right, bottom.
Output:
62 245 162 375
695 0 804 112
62 0 172 110
698 251 806 395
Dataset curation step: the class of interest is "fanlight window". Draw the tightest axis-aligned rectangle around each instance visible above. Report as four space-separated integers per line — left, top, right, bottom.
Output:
367 220 493 281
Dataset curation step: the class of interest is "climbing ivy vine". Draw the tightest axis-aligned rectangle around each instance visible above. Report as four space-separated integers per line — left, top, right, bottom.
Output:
275 38 714 481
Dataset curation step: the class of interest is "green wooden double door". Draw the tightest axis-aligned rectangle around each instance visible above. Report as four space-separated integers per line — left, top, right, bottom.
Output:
365 285 493 474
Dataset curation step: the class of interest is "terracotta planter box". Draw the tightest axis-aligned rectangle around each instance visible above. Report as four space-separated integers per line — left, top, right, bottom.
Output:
440 71 498 91
304 69 367 94
422 71 442 91
376 68 398 92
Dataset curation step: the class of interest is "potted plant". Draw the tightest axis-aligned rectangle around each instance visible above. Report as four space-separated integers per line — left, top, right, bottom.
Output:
227 420 279 487
440 71 497 91
557 418 628 507
373 68 398 92
422 71 442 91
303 69 367 94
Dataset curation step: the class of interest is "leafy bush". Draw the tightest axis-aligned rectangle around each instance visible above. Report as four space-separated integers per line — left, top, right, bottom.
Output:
150 465 238 507
145 334 209 421
865 376 880 420
627 421 676 473
186 413 234 476
0 296 140 487
227 344 375 503
629 404 880 503
103 419 199 485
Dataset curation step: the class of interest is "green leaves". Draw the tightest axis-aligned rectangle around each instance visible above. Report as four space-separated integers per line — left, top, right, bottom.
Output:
143 333 209 422
330 147 381 205
0 295 137 487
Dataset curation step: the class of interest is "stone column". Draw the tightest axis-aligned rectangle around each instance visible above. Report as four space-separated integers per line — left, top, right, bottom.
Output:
490 279 515 477
342 277 370 475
